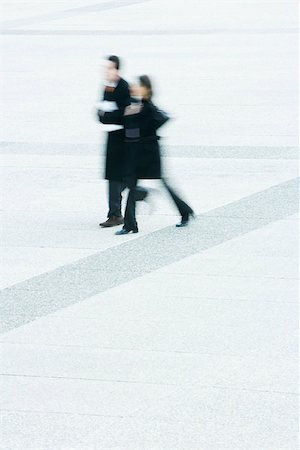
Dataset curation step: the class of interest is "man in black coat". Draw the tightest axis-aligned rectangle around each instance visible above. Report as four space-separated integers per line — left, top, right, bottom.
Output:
97 55 130 227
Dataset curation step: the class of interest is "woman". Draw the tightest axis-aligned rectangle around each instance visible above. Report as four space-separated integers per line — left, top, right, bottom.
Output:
116 75 194 235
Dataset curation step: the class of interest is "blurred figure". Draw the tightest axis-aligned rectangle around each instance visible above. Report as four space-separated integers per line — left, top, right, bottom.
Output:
97 55 131 227
115 75 194 235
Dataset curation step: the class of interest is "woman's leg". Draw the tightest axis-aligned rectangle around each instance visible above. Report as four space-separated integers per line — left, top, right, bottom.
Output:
123 178 138 232
135 185 149 202
162 178 193 218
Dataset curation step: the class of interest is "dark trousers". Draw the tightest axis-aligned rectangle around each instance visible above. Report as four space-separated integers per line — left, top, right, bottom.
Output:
108 180 148 219
108 180 125 218
162 179 193 217
123 178 193 231
124 177 138 231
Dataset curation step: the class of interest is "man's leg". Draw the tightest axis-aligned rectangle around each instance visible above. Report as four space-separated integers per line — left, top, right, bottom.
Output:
99 180 126 227
108 180 125 218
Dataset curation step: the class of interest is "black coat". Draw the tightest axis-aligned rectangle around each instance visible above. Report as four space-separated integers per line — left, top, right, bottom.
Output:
123 100 168 180
98 78 130 181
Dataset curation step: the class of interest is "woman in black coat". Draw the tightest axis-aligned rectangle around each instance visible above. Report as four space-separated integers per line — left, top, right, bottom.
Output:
116 75 194 235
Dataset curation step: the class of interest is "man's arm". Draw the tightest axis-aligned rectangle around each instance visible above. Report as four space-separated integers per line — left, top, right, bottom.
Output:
98 81 130 125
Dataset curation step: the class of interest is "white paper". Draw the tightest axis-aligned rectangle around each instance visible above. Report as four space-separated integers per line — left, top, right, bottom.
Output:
96 100 118 112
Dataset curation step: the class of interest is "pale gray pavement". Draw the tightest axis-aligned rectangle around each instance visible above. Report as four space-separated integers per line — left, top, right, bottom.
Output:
0 1 299 449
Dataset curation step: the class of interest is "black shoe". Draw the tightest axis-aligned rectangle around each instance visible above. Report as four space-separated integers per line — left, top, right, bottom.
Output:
176 211 195 227
115 227 138 235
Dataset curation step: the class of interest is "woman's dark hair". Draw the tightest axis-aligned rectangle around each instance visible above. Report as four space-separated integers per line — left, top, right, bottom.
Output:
139 75 153 99
107 55 120 70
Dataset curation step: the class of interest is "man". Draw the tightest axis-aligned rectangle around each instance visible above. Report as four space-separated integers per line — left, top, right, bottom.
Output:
97 55 130 227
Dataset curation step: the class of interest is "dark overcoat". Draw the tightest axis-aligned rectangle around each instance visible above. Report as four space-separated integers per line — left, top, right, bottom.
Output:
123 100 168 180
98 78 130 181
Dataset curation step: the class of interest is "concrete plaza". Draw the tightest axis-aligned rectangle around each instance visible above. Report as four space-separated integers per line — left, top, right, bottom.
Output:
0 0 299 448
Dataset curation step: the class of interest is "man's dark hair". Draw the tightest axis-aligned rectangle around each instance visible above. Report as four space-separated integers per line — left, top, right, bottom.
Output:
107 55 120 70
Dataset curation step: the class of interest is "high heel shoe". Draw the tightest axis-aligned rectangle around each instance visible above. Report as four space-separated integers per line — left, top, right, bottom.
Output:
176 211 195 227
115 227 139 235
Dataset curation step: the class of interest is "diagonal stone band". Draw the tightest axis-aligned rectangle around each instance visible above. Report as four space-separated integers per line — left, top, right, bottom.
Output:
0 177 298 334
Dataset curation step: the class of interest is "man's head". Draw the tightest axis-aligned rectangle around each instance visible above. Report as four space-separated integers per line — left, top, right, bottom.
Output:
104 55 121 82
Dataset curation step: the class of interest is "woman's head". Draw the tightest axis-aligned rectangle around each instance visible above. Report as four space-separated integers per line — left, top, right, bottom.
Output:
139 75 153 100
131 75 153 100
